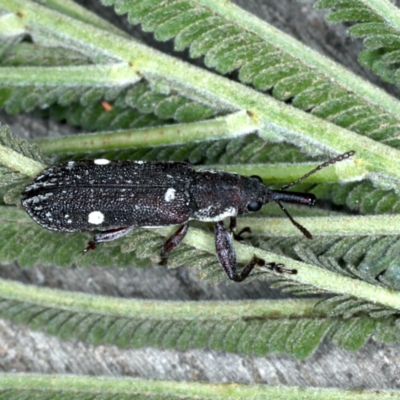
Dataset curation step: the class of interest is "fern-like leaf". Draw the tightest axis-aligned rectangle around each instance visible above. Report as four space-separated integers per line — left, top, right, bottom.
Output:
3 2 400 384
1 78 221 130
2 277 400 359
316 0 400 87
99 0 400 149
0 124 46 165
313 181 400 215
256 233 400 290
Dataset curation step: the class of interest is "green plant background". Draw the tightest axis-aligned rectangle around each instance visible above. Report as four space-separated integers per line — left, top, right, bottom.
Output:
1 0 400 398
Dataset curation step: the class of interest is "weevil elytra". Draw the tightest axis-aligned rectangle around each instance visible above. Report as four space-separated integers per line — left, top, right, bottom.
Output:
21 151 355 282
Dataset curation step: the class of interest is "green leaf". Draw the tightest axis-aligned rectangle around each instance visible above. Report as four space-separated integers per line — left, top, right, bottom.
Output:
316 0 400 87
1 277 399 361
3 0 400 392
327 8 382 23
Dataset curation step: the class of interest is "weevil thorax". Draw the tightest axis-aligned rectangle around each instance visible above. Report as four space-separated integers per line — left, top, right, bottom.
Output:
190 170 270 221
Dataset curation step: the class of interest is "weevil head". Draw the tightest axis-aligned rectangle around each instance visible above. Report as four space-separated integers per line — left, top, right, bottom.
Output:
236 174 317 215
236 174 316 239
236 175 271 215
235 150 356 237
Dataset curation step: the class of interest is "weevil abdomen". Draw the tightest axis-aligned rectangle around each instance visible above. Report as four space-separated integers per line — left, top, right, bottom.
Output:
22 160 197 232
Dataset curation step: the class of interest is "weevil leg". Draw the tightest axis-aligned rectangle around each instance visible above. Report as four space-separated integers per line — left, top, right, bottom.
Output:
82 226 136 254
215 221 297 281
267 263 297 275
215 220 261 282
229 217 251 241
160 223 189 265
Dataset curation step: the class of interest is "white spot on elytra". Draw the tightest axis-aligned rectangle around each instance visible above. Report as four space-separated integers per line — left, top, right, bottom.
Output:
45 211 53 222
88 211 104 225
94 159 110 165
164 188 176 202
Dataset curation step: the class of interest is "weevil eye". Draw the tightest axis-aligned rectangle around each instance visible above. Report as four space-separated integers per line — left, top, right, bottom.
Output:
247 201 262 212
250 175 263 183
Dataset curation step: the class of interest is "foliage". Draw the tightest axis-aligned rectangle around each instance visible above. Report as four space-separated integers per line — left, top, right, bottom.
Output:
1 0 400 396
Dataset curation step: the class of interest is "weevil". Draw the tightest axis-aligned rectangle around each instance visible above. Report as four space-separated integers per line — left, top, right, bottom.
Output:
21 151 355 282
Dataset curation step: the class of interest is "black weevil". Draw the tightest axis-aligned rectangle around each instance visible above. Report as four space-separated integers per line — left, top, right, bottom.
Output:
21 151 355 281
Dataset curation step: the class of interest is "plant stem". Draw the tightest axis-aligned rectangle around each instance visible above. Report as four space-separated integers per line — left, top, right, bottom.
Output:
0 144 45 176
0 277 319 319
34 111 256 152
0 373 397 399
238 215 400 237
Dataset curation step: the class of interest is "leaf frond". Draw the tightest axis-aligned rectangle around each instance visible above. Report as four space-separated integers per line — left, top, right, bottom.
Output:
2 276 400 358
256 233 400 288
98 0 400 149
0 124 46 165
315 295 399 319
313 180 400 214
1 77 221 129
42 101 167 132
316 0 400 88
3 0 400 367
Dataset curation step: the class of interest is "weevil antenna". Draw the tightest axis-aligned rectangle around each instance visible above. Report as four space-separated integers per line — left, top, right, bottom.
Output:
276 201 312 239
280 150 355 191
